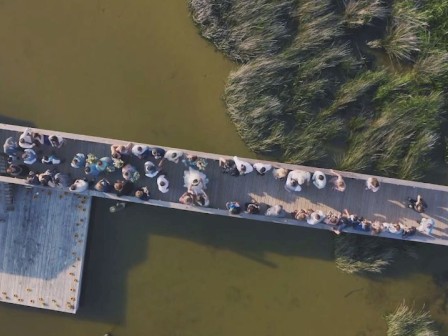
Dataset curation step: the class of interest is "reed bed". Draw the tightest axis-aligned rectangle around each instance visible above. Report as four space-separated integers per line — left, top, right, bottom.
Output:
188 0 297 62
385 302 438 336
334 234 397 274
342 0 389 28
368 0 427 62
190 0 448 179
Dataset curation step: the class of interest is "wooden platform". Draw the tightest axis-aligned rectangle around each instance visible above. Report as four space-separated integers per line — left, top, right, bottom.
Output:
0 183 91 313
0 123 447 250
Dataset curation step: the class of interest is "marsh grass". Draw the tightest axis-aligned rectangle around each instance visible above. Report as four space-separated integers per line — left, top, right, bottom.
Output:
385 302 438 336
334 234 397 274
191 0 447 180
323 70 387 117
342 0 388 28
368 0 428 62
338 91 443 179
188 0 297 62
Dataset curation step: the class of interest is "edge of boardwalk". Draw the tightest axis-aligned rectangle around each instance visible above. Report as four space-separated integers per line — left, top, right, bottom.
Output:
0 123 447 247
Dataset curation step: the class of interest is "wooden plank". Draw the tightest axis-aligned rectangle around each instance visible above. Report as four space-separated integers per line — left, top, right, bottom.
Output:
0 184 91 313
0 123 445 253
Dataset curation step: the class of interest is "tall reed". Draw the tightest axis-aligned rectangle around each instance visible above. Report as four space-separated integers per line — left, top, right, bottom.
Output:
385 302 438 336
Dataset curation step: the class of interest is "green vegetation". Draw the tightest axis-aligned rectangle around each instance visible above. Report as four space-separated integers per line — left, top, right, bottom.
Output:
188 0 297 62
189 0 448 180
385 302 438 336
334 234 397 274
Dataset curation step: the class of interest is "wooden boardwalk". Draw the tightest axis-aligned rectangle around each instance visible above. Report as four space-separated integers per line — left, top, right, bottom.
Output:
0 183 91 313
0 123 447 251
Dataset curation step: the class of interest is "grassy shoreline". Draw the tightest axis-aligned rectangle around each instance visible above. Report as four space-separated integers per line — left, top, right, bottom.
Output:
189 0 448 181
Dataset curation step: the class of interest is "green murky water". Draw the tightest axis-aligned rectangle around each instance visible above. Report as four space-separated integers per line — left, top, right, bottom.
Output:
0 1 447 335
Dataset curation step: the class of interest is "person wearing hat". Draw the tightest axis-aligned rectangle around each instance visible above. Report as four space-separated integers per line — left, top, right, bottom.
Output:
157 175 169 193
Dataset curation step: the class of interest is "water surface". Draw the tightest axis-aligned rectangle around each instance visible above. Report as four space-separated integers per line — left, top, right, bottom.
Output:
0 1 447 335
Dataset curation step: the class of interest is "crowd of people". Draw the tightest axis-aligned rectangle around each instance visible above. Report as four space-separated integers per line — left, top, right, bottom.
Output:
1 128 436 239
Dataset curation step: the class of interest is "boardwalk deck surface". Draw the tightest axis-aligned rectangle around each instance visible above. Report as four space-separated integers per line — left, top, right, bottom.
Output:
0 183 91 313
0 123 447 250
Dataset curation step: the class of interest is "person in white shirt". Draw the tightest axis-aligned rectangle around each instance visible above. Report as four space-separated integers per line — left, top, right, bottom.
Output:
49 135 64 148
233 156 253 175
253 163 272 176
19 128 35 149
69 179 89 193
265 205 286 218
159 150 184 167
418 217 435 235
22 149 37 165
307 210 325 225
157 175 169 193
312 171 326 189
285 170 311 192
366 177 380 192
132 144 151 159
183 167 208 194
144 161 159 178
